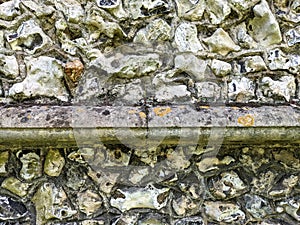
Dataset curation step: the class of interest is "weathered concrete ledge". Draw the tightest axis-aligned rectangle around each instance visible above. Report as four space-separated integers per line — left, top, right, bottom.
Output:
0 105 300 149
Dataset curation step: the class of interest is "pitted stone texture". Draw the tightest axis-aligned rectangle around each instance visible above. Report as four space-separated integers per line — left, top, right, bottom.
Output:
124 0 170 19
231 22 257 49
208 171 247 199
77 190 102 216
8 56 69 102
54 0 84 24
286 26 300 46
267 49 300 74
0 195 28 220
244 194 273 219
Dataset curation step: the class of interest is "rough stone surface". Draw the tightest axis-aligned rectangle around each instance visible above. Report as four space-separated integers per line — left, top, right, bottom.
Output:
8 56 69 102
203 28 240 56
248 0 282 47
0 0 300 224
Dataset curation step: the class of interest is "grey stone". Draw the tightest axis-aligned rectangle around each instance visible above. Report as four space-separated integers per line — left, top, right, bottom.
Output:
18 151 42 181
110 184 169 212
32 183 77 225
203 28 240 56
239 56 267 74
210 59 232 77
175 0 205 21
228 76 255 102
244 194 273 219
124 0 170 19
269 174 298 198
6 19 52 54
267 49 300 74
0 54 19 79
44 149 65 177
231 22 257 48
0 195 28 220
77 190 102 216
206 0 231 25
278 197 300 221
195 82 221 102
174 217 204 225
134 18 172 44
174 22 204 53
204 201 245 223
196 156 235 173
54 0 84 24
172 194 198 216
248 0 282 47
1 177 31 197
208 171 247 199
174 53 208 81
286 26 300 46
0 0 20 20
9 56 69 102
257 75 296 102
155 85 191 103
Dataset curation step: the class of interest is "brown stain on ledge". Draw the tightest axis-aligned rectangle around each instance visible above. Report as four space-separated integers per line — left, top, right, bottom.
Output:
237 114 255 126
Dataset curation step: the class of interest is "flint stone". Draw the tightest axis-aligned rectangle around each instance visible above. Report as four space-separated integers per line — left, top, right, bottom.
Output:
257 76 296 102
210 59 232 77
9 56 69 102
32 183 77 225
206 0 231 25
203 28 240 56
204 201 245 223
44 149 65 177
228 76 255 102
248 0 282 47
175 0 205 21
174 22 204 53
0 54 19 79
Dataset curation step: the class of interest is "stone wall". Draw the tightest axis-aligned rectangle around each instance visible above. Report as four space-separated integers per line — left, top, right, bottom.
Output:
1 0 300 224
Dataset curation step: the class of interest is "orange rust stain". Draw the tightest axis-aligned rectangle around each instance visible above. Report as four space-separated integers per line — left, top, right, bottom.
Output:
237 114 255 126
153 107 172 117
139 112 147 119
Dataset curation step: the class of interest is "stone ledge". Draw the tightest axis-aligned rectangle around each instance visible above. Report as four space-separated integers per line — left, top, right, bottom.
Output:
0 105 300 148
